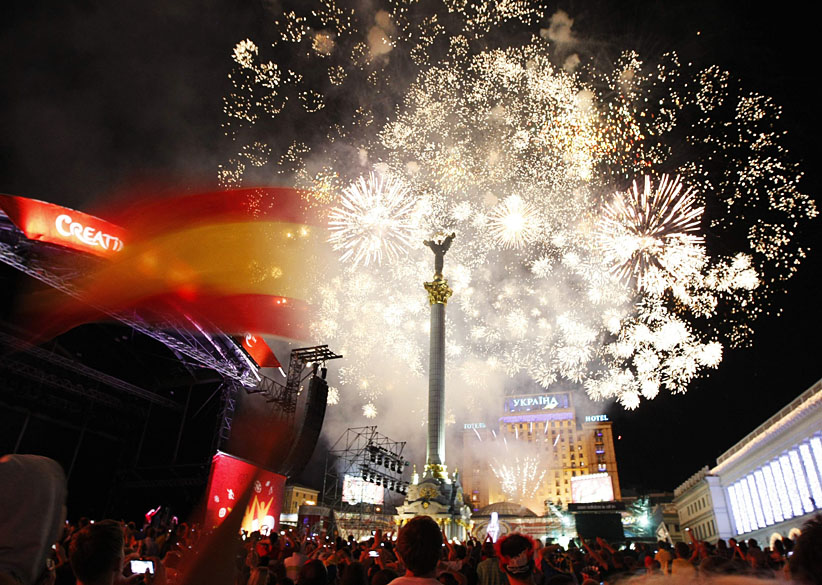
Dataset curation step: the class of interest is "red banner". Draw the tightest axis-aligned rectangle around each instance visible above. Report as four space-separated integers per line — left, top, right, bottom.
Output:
204 451 286 534
0 194 126 258
236 333 282 368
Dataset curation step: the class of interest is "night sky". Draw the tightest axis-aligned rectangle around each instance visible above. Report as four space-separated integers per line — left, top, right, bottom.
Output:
2 0 820 498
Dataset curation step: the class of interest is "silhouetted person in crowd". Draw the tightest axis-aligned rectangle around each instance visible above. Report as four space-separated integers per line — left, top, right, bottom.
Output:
476 542 506 585
0 454 67 585
495 534 535 585
298 560 328 585
790 514 822 585
670 542 695 579
341 562 368 585
69 520 128 585
390 516 443 585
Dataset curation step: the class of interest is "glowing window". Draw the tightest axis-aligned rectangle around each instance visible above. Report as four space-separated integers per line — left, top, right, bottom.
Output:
726 484 745 535
779 455 804 517
761 465 785 523
789 450 815 514
754 470 774 525
799 443 822 510
769 461 794 520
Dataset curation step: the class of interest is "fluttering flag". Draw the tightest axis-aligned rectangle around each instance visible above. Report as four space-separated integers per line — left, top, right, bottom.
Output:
235 333 282 369
17 187 324 342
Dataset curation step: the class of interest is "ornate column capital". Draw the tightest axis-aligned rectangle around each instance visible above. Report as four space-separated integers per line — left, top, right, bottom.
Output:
424 277 453 305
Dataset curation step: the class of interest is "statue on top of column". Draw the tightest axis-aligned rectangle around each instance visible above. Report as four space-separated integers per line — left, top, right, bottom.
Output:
424 232 456 278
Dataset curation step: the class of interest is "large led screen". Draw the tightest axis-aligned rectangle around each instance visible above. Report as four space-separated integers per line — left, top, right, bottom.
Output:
342 474 384 505
571 472 614 503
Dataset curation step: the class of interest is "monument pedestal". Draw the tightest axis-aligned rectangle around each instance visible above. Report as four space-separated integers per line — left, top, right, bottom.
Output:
396 466 471 539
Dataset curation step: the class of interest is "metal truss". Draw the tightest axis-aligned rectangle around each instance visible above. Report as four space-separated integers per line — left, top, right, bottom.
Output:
321 426 408 537
0 330 178 409
1 358 126 412
213 380 240 453
246 345 342 415
0 226 259 387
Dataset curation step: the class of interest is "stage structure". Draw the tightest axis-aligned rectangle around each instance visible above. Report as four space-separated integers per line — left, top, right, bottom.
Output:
322 426 409 538
397 233 471 537
0 195 341 507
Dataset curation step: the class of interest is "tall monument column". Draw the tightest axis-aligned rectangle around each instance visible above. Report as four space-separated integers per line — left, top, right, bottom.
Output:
397 231 470 538
422 233 455 479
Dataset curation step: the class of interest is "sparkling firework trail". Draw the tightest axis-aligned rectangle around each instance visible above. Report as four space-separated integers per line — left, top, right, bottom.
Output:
490 456 548 503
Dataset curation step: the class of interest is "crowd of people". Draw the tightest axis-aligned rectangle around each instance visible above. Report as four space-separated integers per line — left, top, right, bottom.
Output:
2 454 821 585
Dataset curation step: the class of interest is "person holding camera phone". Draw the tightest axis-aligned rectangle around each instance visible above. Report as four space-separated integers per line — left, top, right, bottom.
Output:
70 520 165 585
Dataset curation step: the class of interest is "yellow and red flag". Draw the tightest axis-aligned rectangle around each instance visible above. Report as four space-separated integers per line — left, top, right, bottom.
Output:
14 187 324 342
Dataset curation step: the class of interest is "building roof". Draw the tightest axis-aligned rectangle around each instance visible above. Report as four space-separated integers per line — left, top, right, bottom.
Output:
712 378 822 474
475 502 537 517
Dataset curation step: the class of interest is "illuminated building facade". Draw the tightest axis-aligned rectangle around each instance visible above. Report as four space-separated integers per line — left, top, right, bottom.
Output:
675 378 822 544
282 484 319 515
460 391 621 513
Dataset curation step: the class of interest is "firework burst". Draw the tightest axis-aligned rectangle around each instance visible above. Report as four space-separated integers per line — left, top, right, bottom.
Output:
488 195 541 249
598 175 704 290
328 173 419 266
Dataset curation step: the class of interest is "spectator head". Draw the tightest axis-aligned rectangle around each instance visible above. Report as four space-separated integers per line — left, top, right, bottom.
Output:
496 534 535 581
0 454 67 585
481 543 495 558
69 520 124 585
297 560 327 585
789 514 822 585
395 516 441 577
674 542 690 559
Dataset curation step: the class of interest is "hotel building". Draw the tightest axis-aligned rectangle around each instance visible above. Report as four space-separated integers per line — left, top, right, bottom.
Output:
460 390 621 513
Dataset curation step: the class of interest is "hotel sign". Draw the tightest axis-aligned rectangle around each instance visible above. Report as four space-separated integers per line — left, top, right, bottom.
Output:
504 393 570 413
463 422 486 430
584 415 609 422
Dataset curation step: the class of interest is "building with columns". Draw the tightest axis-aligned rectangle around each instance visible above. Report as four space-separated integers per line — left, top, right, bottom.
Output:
674 378 822 545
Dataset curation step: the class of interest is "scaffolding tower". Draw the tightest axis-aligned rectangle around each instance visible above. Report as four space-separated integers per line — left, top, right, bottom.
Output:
322 426 409 539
